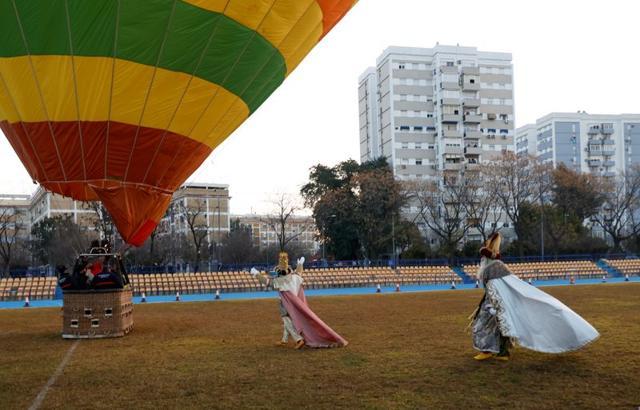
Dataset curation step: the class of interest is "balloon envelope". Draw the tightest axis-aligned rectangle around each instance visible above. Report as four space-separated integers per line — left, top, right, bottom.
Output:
0 0 357 245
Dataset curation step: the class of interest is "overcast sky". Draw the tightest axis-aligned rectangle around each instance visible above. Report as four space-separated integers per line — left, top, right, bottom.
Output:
1 0 638 214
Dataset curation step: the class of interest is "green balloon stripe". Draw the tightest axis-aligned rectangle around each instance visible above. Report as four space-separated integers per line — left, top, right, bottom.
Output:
0 0 286 113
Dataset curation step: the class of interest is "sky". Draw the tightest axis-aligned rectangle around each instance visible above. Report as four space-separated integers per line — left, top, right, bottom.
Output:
0 0 639 214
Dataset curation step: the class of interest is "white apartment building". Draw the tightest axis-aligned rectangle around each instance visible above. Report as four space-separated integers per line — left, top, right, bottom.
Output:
514 123 537 157
233 214 319 253
516 112 640 176
359 45 515 244
159 183 231 246
359 45 515 180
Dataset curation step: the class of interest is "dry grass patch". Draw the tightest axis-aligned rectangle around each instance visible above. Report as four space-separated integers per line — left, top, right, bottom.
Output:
1 284 639 409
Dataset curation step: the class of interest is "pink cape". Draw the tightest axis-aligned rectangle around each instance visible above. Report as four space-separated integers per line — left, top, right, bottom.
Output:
280 287 348 348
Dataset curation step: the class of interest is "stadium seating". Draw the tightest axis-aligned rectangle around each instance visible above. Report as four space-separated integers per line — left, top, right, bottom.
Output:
602 259 640 277
0 276 57 301
463 260 605 281
3 258 632 301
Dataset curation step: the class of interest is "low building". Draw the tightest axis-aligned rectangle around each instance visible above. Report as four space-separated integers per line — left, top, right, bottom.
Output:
233 214 319 253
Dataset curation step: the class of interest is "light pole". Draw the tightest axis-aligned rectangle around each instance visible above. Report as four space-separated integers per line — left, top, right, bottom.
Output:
392 214 396 268
215 196 221 271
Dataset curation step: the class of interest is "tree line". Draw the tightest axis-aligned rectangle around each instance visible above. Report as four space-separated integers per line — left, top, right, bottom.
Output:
2 150 640 275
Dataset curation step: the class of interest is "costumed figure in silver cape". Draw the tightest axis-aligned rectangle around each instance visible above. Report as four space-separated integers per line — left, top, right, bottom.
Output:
471 232 599 361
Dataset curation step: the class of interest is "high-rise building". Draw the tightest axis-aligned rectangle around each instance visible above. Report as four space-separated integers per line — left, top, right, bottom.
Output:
358 45 515 179
516 112 640 176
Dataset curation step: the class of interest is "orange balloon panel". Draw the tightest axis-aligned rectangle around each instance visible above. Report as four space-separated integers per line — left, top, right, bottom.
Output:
0 0 357 245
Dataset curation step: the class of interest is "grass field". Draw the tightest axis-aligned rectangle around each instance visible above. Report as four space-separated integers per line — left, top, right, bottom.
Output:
1 283 639 409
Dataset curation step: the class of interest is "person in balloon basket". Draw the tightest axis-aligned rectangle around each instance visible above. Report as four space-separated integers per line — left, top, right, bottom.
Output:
470 233 599 361
252 252 348 349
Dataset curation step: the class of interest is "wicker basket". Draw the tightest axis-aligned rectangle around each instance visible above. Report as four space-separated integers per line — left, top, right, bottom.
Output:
62 288 134 339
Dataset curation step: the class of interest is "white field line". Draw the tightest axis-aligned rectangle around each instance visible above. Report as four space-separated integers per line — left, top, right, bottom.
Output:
28 340 80 410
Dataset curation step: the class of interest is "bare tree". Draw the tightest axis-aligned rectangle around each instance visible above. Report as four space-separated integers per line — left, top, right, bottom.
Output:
486 152 539 254
460 169 503 242
591 168 640 251
263 194 312 253
0 207 25 275
405 172 472 261
175 199 209 271
89 202 115 243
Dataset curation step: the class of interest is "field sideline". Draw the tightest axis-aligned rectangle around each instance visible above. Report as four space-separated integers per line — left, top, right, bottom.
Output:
1 284 639 409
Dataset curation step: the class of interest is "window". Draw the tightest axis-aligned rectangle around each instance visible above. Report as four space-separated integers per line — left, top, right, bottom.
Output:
503 223 510 228
400 126 410 131
401 142 408 149
470 79 475 84
415 143 422 149
416 160 422 165
413 126 423 132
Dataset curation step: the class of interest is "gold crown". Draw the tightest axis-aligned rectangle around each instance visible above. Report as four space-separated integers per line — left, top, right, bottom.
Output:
277 252 290 271
480 232 502 259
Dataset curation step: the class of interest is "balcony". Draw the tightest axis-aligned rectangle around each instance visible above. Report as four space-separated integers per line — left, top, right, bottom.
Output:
587 159 601 167
462 82 481 91
487 113 497 121
588 127 600 135
465 146 482 155
602 171 616 177
464 130 482 139
461 66 480 75
441 81 460 91
601 127 614 135
441 98 460 106
443 162 463 171
462 98 481 107
602 149 615 156
602 138 615 145
463 114 483 123
603 160 615 167
443 145 464 155
443 129 462 138
440 65 458 74
442 114 461 123
465 162 481 171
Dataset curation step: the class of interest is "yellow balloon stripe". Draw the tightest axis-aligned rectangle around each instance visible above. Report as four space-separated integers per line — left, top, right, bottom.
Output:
0 55 249 149
184 0 324 75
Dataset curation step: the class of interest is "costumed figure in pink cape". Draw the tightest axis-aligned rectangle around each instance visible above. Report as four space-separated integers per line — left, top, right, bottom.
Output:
252 252 348 349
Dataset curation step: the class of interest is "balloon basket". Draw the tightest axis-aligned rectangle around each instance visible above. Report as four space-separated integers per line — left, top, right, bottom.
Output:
62 288 133 339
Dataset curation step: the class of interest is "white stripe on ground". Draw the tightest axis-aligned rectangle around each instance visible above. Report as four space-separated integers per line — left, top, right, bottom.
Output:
28 340 79 410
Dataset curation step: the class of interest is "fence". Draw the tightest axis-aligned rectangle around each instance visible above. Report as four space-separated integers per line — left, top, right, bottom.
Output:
3 253 635 278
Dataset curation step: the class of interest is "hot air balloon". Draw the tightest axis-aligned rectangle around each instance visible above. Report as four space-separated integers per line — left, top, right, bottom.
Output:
0 0 357 245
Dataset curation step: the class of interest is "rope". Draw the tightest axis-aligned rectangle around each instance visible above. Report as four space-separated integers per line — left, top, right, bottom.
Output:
140 0 233 184
105 0 122 179
11 0 68 186
123 0 179 182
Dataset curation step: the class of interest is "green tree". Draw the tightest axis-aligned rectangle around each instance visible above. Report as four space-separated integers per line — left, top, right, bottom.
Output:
301 158 404 261
552 164 605 221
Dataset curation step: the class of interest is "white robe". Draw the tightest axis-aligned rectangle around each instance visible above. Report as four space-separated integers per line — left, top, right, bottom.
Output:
484 272 600 353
